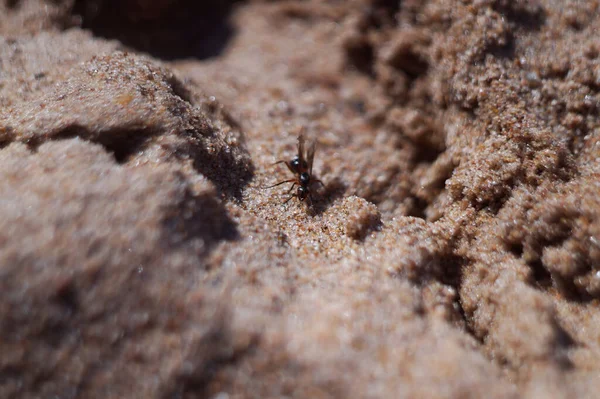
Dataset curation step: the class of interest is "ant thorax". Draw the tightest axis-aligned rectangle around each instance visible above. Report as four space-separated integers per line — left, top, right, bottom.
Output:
299 172 310 184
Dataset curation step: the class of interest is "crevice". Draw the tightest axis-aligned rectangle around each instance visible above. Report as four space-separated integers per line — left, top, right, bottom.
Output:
0 138 11 150
166 75 194 105
166 332 260 399
474 191 512 215
412 141 444 164
507 240 523 257
527 259 553 291
5 0 19 9
553 274 595 303
54 280 79 315
492 2 546 32
405 196 428 220
95 130 154 164
71 0 241 61
368 0 401 28
18 121 253 201
342 1 404 77
438 253 466 290
345 38 375 76
46 125 157 164
0 366 21 388
457 296 485 345
486 31 516 61
386 44 429 80
0 125 15 149
505 212 599 303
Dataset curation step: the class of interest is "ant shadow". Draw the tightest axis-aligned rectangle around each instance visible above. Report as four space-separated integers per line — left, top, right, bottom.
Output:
310 176 347 216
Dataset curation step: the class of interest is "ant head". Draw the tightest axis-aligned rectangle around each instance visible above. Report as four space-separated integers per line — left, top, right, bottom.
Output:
297 186 308 201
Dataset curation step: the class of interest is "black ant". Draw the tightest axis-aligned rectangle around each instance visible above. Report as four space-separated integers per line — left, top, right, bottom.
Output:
267 132 324 206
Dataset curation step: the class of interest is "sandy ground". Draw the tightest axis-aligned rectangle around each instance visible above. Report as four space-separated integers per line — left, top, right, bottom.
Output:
1 1 600 398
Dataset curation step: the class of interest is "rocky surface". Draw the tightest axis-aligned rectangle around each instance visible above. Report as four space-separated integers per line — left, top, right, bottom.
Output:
1 0 599 398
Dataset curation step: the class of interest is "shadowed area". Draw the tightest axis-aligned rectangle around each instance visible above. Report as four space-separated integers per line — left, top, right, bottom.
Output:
72 0 242 60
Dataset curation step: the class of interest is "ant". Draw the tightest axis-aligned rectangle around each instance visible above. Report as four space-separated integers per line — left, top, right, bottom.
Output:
267 131 324 206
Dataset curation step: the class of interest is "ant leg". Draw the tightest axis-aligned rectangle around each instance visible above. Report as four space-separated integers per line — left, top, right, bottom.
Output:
285 182 297 194
283 193 297 204
265 179 296 189
313 179 325 189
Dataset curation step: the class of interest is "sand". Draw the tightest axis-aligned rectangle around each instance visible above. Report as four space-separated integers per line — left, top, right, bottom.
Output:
1 1 599 398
